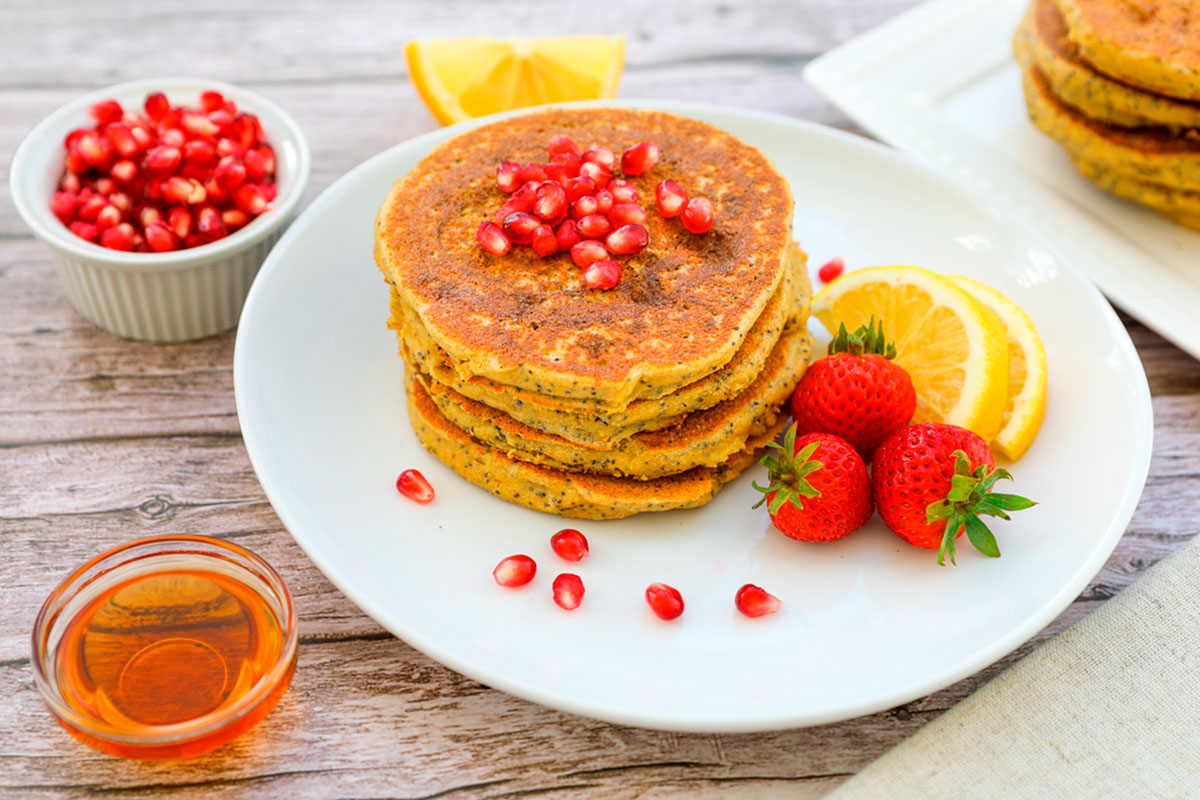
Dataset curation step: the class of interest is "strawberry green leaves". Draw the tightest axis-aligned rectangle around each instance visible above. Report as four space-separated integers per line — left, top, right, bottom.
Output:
752 424 823 516
926 450 1036 566
827 316 897 359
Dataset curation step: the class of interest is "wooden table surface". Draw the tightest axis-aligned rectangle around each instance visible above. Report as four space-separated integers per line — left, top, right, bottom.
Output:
3 1 1198 797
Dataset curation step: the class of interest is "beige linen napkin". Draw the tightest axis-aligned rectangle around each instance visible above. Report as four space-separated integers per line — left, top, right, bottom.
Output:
826 537 1200 800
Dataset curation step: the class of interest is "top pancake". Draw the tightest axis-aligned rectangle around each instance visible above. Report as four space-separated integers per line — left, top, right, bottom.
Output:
375 108 794 408
1053 0 1200 101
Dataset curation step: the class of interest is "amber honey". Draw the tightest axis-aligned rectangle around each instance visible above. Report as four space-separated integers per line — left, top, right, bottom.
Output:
33 536 296 759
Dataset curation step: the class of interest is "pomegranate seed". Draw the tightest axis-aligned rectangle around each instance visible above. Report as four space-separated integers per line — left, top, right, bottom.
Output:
621 142 660 176
552 573 585 611
160 128 186 149
531 224 557 258
582 145 616 171
208 109 233 129
95 204 122 230
217 137 245 158
681 197 714 234
391 469 434 504
583 259 622 290
64 147 89 175
168 206 193 238
477 221 510 256
496 161 522 193
104 123 140 157
144 92 170 122
222 208 251 230
555 219 582 251
99 222 136 251
144 146 182 174
577 214 612 239
199 90 227 114
222 98 239 115
108 192 133 215
183 234 206 248
573 195 599 218
165 176 207 205
520 162 548 184
533 181 568 221
181 110 221 138
594 189 614 214
139 206 164 228
578 161 610 189
645 582 684 620
608 203 647 227
243 148 266 181
493 555 536 588
255 144 276 175
109 159 139 185
157 106 182 132
608 179 640 205
563 176 597 202
550 528 589 561
60 173 82 194
502 212 540 245
546 154 582 183
88 99 123 125
77 195 107 222
77 132 114 167
817 256 845 283
144 222 177 252
233 183 268 215
511 181 539 212
655 180 688 218
547 134 581 158
606 224 649 255
129 125 154 150
213 155 247 191
196 205 227 240
69 220 100 241
570 239 608 268
229 114 261 148
262 182 278 202
735 584 781 618
184 139 218 168
494 200 524 224
64 128 87 149
50 192 77 223
205 177 230 205
94 177 116 196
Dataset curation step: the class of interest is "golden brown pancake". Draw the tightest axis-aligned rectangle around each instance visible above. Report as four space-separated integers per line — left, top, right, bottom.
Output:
1053 0 1200 102
1068 150 1200 228
375 108 794 408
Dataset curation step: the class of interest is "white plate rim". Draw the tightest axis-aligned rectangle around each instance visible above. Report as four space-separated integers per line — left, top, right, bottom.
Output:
234 99 1153 731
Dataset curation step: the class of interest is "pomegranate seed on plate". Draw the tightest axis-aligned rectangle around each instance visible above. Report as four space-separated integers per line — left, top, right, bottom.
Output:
594 189 614 214
547 134 581 158
50 192 76 223
95 204 122 230
621 142 660 176
144 92 170 122
531 224 557 258
144 222 177 252
645 582 684 620
99 222 136 251
196 205 227 240
735 584 781 617
395 468 435 503
493 555 536 588
577 214 612 240
496 161 522 193
563 176 596 203
510 181 539 212
578 161 610 189
581 145 616 171
552 574 585 611
494 200 524 225
520 162 548 184
243 148 266 181
583 259 621 290
545 154 582 183
608 179 640 205
555 219 582 251
608 203 646 227
606 224 649 255
69 221 99 241
109 159 139 185
550 528 589 561
655 180 688 217
570 239 608 268
817 256 845 283
476 221 510 256
233 183 268 215
144 145 182 174
88 99 123 125
168 206 193 238
104 123 140 157
502 211 540 245
533 181 568 221
572 195 599 219
681 197 714 234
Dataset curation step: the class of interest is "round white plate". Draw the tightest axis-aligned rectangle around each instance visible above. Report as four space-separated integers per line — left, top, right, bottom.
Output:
234 101 1152 732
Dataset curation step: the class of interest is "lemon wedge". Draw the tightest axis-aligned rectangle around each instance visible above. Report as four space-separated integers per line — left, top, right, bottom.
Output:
406 36 626 125
948 276 1048 461
811 265 1010 441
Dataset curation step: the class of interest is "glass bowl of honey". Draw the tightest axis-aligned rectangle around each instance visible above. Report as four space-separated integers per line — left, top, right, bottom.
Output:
31 535 298 759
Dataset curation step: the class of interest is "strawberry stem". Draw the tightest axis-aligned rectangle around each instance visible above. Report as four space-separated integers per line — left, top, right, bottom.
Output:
925 450 1036 565
752 423 823 515
827 316 896 359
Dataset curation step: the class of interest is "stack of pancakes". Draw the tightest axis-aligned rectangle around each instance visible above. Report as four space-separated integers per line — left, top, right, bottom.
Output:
374 109 811 519
1014 0 1200 229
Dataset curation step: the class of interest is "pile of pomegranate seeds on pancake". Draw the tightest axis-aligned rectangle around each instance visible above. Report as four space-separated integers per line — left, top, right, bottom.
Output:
476 135 715 290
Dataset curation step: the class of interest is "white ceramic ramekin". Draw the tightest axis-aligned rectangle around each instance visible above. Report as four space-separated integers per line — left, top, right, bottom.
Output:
10 78 310 341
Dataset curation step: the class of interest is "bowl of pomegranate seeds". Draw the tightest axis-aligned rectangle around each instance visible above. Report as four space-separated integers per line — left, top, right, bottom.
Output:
10 78 310 341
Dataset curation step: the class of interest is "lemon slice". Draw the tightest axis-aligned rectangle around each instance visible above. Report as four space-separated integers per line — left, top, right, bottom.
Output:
811 265 1010 441
948 276 1048 461
406 36 625 125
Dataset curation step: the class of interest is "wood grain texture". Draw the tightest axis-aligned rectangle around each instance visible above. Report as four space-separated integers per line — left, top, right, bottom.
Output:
2 1 1199 797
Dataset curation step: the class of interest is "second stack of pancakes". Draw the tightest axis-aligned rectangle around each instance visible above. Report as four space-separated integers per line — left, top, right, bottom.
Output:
376 109 812 520
1014 0 1200 229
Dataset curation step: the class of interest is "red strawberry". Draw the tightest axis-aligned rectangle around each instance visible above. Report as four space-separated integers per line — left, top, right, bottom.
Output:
873 423 1036 565
752 425 873 542
791 318 916 461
